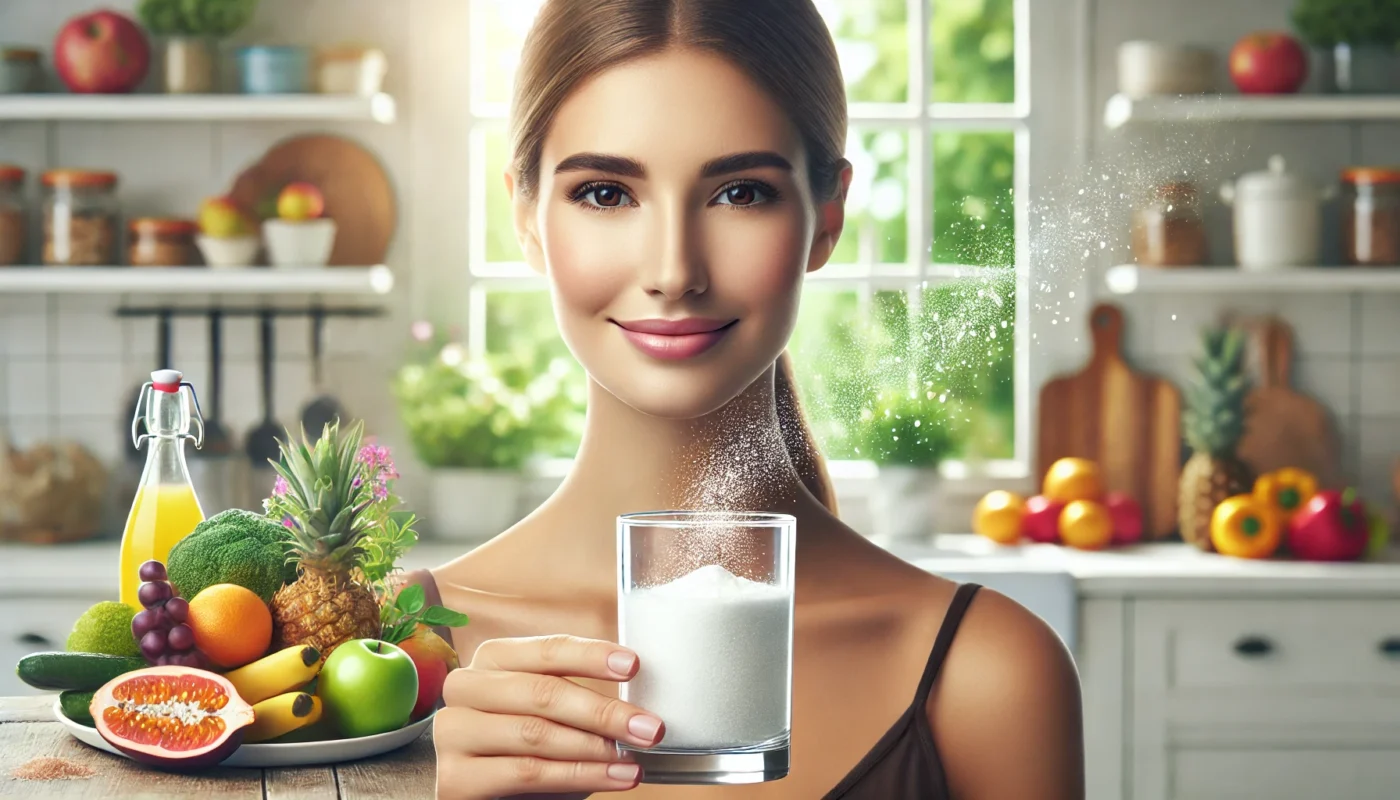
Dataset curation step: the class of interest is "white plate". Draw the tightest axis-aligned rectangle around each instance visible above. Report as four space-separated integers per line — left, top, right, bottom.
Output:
55 700 434 768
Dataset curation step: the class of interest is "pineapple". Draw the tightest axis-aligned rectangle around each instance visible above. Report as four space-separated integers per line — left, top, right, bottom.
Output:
267 420 382 658
1178 325 1253 550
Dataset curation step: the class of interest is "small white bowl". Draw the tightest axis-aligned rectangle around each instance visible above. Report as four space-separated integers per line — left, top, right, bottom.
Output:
263 218 337 268
196 234 262 268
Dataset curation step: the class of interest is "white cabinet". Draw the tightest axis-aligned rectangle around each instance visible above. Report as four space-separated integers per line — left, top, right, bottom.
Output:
0 595 112 697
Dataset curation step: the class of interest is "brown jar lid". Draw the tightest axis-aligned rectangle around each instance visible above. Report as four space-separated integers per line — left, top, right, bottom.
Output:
0 164 25 183
1342 167 1400 185
42 169 118 189
129 217 198 236
1 47 40 62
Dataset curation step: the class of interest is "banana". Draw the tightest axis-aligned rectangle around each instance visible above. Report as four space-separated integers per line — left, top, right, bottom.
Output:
225 645 321 705
245 692 322 743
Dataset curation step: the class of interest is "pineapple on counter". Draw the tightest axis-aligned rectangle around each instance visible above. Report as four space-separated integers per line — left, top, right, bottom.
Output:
1179 325 1253 551
266 420 383 659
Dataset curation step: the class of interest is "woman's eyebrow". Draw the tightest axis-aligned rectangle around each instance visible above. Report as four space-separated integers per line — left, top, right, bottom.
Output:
551 150 793 179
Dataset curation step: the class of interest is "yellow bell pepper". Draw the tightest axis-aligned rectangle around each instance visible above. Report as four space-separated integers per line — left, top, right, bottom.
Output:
1210 495 1282 559
1253 467 1318 524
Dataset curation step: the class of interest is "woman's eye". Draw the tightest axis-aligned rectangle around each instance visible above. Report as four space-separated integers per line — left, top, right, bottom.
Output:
714 182 774 207
577 184 632 209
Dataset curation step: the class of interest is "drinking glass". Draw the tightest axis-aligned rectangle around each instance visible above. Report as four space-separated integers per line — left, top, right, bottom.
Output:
616 510 796 784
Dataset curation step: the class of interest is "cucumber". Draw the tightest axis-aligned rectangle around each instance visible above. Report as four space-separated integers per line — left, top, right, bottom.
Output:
16 652 148 691
59 690 96 727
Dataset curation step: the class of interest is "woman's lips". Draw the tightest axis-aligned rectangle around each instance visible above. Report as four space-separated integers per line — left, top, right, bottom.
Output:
613 319 737 360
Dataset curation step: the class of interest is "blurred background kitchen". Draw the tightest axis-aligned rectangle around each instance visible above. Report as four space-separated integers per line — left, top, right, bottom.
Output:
4 0 1400 797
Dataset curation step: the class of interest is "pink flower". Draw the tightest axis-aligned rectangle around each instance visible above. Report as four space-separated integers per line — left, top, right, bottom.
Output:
272 475 289 497
281 516 295 529
411 320 433 342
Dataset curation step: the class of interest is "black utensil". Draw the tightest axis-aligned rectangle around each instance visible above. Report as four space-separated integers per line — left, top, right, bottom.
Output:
300 306 346 441
123 311 173 463
246 311 283 469
196 311 234 457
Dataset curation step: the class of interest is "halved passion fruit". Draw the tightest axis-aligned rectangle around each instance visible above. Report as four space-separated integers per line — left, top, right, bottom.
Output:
91 665 255 770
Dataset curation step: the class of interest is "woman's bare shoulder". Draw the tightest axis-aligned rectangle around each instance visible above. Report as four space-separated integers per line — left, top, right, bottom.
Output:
928 587 1085 799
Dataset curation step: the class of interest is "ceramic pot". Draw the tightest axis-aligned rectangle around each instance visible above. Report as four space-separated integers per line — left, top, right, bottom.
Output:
263 218 336 268
868 465 939 545
1220 155 1333 270
428 468 524 542
164 37 214 94
1328 44 1400 93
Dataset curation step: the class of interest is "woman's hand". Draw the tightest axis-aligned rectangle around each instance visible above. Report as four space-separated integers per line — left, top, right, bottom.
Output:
434 634 665 800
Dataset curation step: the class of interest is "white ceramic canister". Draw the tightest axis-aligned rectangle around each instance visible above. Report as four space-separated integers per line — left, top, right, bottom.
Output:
1117 41 1216 98
1220 155 1332 270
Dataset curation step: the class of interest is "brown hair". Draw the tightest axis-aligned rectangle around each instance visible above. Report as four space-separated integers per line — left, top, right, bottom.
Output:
509 0 845 513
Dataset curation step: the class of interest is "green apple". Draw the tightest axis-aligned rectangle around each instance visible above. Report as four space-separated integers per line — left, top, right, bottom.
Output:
317 639 419 738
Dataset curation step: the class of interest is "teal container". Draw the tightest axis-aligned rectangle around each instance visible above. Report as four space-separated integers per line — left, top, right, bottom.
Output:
235 46 310 94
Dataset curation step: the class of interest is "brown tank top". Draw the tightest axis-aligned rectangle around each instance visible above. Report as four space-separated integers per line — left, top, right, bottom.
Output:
399 569 981 798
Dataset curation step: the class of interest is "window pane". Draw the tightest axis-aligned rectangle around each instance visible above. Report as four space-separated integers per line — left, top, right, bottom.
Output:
472 0 544 109
931 0 1015 104
485 129 525 263
831 128 909 265
788 289 866 460
932 131 1014 267
819 0 909 104
485 290 586 458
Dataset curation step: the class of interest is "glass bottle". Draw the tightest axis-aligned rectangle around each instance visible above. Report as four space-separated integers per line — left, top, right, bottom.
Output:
1131 180 1208 267
119 369 206 609
0 164 25 266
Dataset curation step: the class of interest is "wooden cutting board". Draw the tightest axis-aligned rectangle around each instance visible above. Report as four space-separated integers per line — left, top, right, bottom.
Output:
1237 316 1342 488
228 134 396 266
1037 303 1182 539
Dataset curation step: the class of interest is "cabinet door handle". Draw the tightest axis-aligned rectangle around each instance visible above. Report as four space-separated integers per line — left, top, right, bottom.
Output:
1233 635 1273 657
16 632 52 647
1379 638 1400 658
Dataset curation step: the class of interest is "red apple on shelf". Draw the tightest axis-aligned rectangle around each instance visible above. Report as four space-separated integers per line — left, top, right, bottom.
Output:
1022 495 1066 544
53 9 150 94
277 183 326 222
1229 32 1308 95
1104 492 1143 545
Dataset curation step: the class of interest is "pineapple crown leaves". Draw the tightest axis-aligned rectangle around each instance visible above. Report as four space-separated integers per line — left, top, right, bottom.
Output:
1183 325 1251 458
269 419 377 568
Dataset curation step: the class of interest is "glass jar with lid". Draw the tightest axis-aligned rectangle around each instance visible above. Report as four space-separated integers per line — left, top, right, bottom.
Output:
42 169 119 266
1341 167 1400 267
0 164 25 266
1131 180 1208 267
128 217 198 267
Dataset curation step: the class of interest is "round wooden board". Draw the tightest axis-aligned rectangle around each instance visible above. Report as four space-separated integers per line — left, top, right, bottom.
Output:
228 134 396 266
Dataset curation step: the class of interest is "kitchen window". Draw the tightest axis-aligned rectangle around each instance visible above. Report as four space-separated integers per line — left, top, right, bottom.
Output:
465 0 1033 487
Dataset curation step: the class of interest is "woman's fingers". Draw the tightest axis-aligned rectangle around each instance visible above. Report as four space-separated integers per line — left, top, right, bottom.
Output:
439 754 641 799
468 634 640 680
434 704 619 761
444 668 665 749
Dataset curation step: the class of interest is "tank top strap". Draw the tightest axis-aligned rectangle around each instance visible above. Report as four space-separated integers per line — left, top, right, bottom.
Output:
914 582 982 703
397 567 457 654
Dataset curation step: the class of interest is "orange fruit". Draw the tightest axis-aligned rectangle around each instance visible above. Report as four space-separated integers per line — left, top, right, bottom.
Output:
1042 457 1103 502
1058 500 1113 550
973 490 1026 544
187 584 273 669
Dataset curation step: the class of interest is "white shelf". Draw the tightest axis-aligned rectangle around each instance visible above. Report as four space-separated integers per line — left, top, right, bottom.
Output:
0 265 394 295
1105 264 1400 294
1104 92 1400 129
0 93 396 123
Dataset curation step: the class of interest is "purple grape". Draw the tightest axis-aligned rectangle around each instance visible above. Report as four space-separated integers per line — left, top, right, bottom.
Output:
132 609 158 639
167 624 195 652
172 651 206 669
139 581 173 608
138 561 167 582
140 630 167 662
164 597 189 623
154 653 171 666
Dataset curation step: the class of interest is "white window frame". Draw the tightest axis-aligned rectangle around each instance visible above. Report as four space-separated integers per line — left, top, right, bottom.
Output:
458 0 1076 500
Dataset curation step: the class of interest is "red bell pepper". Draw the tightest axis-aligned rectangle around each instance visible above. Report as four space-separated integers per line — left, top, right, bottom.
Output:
1286 488 1370 562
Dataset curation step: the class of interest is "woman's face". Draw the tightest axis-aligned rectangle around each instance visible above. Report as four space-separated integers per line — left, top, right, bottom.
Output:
510 48 848 419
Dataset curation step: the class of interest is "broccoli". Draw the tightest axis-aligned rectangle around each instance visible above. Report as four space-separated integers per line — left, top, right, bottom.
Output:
167 509 292 603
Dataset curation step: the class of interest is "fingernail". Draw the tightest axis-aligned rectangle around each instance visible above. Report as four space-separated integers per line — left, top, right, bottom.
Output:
628 714 662 743
608 651 636 676
608 762 641 782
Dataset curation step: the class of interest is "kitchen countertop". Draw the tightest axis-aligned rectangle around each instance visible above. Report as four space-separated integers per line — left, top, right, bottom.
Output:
0 694 435 799
4 535 1400 599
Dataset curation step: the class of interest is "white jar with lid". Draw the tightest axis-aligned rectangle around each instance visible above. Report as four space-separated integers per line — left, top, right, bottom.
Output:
1220 155 1332 270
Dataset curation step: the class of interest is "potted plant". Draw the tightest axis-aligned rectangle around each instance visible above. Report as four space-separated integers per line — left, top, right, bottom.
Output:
1293 0 1400 93
393 327 583 542
858 389 960 545
137 0 260 93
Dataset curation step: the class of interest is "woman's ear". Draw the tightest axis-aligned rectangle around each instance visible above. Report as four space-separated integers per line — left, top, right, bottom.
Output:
806 159 853 273
505 169 546 275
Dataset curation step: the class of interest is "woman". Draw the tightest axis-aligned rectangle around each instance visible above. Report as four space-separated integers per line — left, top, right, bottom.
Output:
412 1 1083 797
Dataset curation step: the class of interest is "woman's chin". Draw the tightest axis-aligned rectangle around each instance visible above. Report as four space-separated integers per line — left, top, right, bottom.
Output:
592 361 770 420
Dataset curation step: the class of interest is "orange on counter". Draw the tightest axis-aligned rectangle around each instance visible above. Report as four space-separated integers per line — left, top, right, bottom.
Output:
1210 495 1281 559
973 490 1027 544
1058 499 1113 550
187 583 273 669
1253 467 1317 525
1042 457 1103 503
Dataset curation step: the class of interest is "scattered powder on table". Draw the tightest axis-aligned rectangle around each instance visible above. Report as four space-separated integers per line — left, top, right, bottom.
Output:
10 757 96 781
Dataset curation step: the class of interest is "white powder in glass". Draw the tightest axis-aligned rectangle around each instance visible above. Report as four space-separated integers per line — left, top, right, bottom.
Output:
621 564 792 750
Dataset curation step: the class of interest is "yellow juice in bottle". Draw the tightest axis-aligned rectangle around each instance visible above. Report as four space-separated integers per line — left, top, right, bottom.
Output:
119 483 205 608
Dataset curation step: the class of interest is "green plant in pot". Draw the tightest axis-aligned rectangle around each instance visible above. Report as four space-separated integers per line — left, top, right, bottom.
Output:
857 388 961 544
1292 0 1400 92
137 0 260 93
393 327 584 541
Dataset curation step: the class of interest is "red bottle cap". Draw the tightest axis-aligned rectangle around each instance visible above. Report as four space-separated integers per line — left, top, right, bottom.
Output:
151 369 183 393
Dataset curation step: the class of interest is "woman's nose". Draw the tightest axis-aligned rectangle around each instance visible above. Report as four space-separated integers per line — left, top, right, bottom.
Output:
642 200 708 300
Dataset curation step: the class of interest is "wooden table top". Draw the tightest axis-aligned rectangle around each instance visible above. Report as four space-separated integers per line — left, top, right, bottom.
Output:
0 695 437 799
